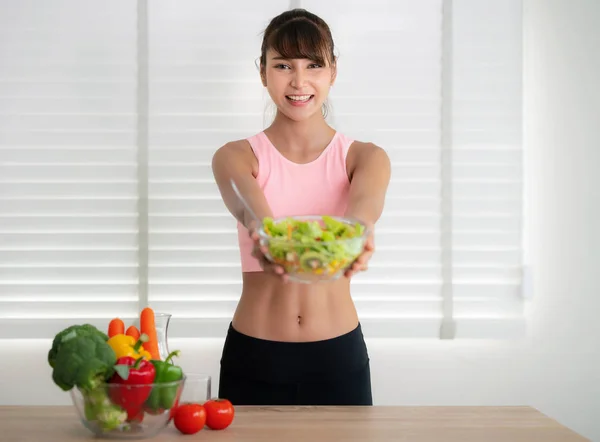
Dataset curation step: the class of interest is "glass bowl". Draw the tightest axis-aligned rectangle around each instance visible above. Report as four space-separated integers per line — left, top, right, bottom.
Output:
178 373 212 404
70 377 186 439
257 215 369 283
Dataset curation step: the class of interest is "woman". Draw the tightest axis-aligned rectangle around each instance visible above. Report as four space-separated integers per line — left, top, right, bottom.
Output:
212 8 391 406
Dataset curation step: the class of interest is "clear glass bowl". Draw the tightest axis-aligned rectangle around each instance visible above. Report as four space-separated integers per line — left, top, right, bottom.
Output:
257 215 369 283
70 377 186 439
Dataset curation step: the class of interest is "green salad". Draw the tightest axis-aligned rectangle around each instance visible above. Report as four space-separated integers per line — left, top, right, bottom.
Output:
261 216 366 275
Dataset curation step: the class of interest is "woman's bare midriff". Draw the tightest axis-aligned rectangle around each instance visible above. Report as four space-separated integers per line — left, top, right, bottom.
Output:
231 272 359 342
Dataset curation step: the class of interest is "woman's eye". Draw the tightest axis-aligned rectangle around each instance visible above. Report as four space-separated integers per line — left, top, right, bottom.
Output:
308 63 323 69
274 64 290 70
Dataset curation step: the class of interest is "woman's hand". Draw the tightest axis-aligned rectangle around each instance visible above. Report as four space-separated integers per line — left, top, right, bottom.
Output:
247 221 289 282
344 229 375 279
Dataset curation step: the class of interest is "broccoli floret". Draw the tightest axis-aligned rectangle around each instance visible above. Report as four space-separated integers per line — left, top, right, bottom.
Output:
49 326 127 432
51 332 117 391
48 324 109 369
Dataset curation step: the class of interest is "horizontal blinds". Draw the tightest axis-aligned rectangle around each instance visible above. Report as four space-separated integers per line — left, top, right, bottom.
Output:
147 0 525 338
301 0 525 338
450 0 524 336
305 0 447 337
147 0 447 338
146 0 283 335
0 0 139 338
0 0 524 339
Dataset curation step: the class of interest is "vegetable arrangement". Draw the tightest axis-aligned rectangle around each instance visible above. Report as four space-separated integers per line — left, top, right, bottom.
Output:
106 307 160 360
48 307 234 435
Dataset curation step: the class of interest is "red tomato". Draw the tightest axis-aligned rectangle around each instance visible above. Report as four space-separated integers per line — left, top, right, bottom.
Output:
173 403 206 435
204 398 234 430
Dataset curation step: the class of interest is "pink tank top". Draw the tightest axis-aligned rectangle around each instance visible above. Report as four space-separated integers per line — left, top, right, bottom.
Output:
237 131 354 272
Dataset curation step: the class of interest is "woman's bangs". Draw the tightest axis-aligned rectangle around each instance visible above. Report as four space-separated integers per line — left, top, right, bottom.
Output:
268 19 332 66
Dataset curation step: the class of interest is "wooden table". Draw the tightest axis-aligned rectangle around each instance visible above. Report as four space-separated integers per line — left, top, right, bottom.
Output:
0 405 589 441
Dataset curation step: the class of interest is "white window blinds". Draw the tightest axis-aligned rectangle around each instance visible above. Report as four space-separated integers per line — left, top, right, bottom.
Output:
305 0 448 338
445 0 525 338
0 0 139 338
0 0 525 339
301 0 525 339
146 0 285 337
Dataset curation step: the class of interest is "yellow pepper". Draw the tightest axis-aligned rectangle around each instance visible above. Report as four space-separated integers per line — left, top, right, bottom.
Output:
107 333 152 360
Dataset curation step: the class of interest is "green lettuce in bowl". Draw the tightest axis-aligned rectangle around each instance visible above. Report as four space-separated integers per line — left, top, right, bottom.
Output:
257 215 369 283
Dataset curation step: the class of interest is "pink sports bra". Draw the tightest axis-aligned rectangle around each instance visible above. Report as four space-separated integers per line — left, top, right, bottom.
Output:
237 131 354 272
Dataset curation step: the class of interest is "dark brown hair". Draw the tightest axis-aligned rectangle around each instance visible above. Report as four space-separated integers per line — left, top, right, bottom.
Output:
260 8 336 73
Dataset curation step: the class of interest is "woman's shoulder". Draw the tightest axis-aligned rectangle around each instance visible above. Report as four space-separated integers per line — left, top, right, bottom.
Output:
346 138 388 160
345 138 390 177
212 137 259 173
214 136 257 159
335 132 384 155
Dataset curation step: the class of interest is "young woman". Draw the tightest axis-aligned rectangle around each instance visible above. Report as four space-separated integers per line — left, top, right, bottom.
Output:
212 8 391 406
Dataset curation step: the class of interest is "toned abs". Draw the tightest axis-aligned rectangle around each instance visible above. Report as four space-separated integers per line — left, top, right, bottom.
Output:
232 272 359 342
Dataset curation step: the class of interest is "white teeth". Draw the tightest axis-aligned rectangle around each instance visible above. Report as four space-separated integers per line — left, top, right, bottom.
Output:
287 95 312 101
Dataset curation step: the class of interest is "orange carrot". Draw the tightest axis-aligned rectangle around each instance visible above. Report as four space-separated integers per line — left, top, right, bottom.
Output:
140 307 160 360
125 325 140 340
108 318 125 338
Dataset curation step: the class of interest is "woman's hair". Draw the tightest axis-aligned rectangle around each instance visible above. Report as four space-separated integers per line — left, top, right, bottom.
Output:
259 8 336 122
260 8 336 71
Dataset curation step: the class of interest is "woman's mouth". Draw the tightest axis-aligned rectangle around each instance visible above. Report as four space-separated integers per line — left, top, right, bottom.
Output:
286 94 314 106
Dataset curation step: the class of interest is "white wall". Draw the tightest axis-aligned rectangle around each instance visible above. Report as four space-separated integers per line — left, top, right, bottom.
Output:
1 0 599 440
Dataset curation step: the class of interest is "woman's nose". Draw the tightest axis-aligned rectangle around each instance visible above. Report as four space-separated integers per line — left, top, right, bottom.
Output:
290 69 306 88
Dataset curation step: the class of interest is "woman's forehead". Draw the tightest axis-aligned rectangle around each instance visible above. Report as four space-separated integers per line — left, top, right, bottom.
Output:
265 49 325 61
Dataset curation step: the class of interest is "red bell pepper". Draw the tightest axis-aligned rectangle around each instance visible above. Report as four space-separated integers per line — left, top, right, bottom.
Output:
109 356 156 421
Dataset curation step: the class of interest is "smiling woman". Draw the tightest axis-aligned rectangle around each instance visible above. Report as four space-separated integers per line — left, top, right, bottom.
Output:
258 10 337 119
211 8 391 407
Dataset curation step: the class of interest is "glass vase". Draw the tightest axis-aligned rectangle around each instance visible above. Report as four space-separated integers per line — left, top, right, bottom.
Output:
153 312 172 360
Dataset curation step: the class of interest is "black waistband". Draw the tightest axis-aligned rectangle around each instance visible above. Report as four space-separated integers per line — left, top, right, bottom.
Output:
220 322 370 384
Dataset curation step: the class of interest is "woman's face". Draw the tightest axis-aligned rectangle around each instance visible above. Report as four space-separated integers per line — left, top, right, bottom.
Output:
262 49 336 122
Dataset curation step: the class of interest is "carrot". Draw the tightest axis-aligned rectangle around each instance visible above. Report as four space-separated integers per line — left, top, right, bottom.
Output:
140 307 160 360
125 325 140 340
108 318 125 338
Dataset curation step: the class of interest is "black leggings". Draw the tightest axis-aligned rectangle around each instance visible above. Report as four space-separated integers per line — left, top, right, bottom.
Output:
218 322 373 406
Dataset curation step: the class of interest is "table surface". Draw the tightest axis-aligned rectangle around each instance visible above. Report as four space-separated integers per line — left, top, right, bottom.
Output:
0 405 589 441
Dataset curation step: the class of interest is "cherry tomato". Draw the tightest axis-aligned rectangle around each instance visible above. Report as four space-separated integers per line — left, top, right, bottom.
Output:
204 398 234 430
173 403 206 435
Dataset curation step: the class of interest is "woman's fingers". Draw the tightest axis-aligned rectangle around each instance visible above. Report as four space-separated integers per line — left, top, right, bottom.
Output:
251 244 288 281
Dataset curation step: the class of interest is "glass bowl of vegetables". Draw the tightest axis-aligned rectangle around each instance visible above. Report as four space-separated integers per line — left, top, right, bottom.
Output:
257 215 370 283
70 376 186 439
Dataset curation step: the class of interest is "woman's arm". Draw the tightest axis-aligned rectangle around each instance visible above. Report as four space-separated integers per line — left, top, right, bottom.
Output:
343 142 391 278
212 140 273 229
344 142 391 226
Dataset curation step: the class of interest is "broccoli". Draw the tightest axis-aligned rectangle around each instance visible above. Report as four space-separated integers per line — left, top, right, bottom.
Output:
49 324 127 431
51 332 116 391
82 386 128 431
48 323 109 369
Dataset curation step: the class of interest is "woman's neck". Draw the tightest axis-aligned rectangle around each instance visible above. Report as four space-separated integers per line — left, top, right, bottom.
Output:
265 111 336 153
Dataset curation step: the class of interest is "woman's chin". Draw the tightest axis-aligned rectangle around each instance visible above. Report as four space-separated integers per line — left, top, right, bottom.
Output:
276 103 325 122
